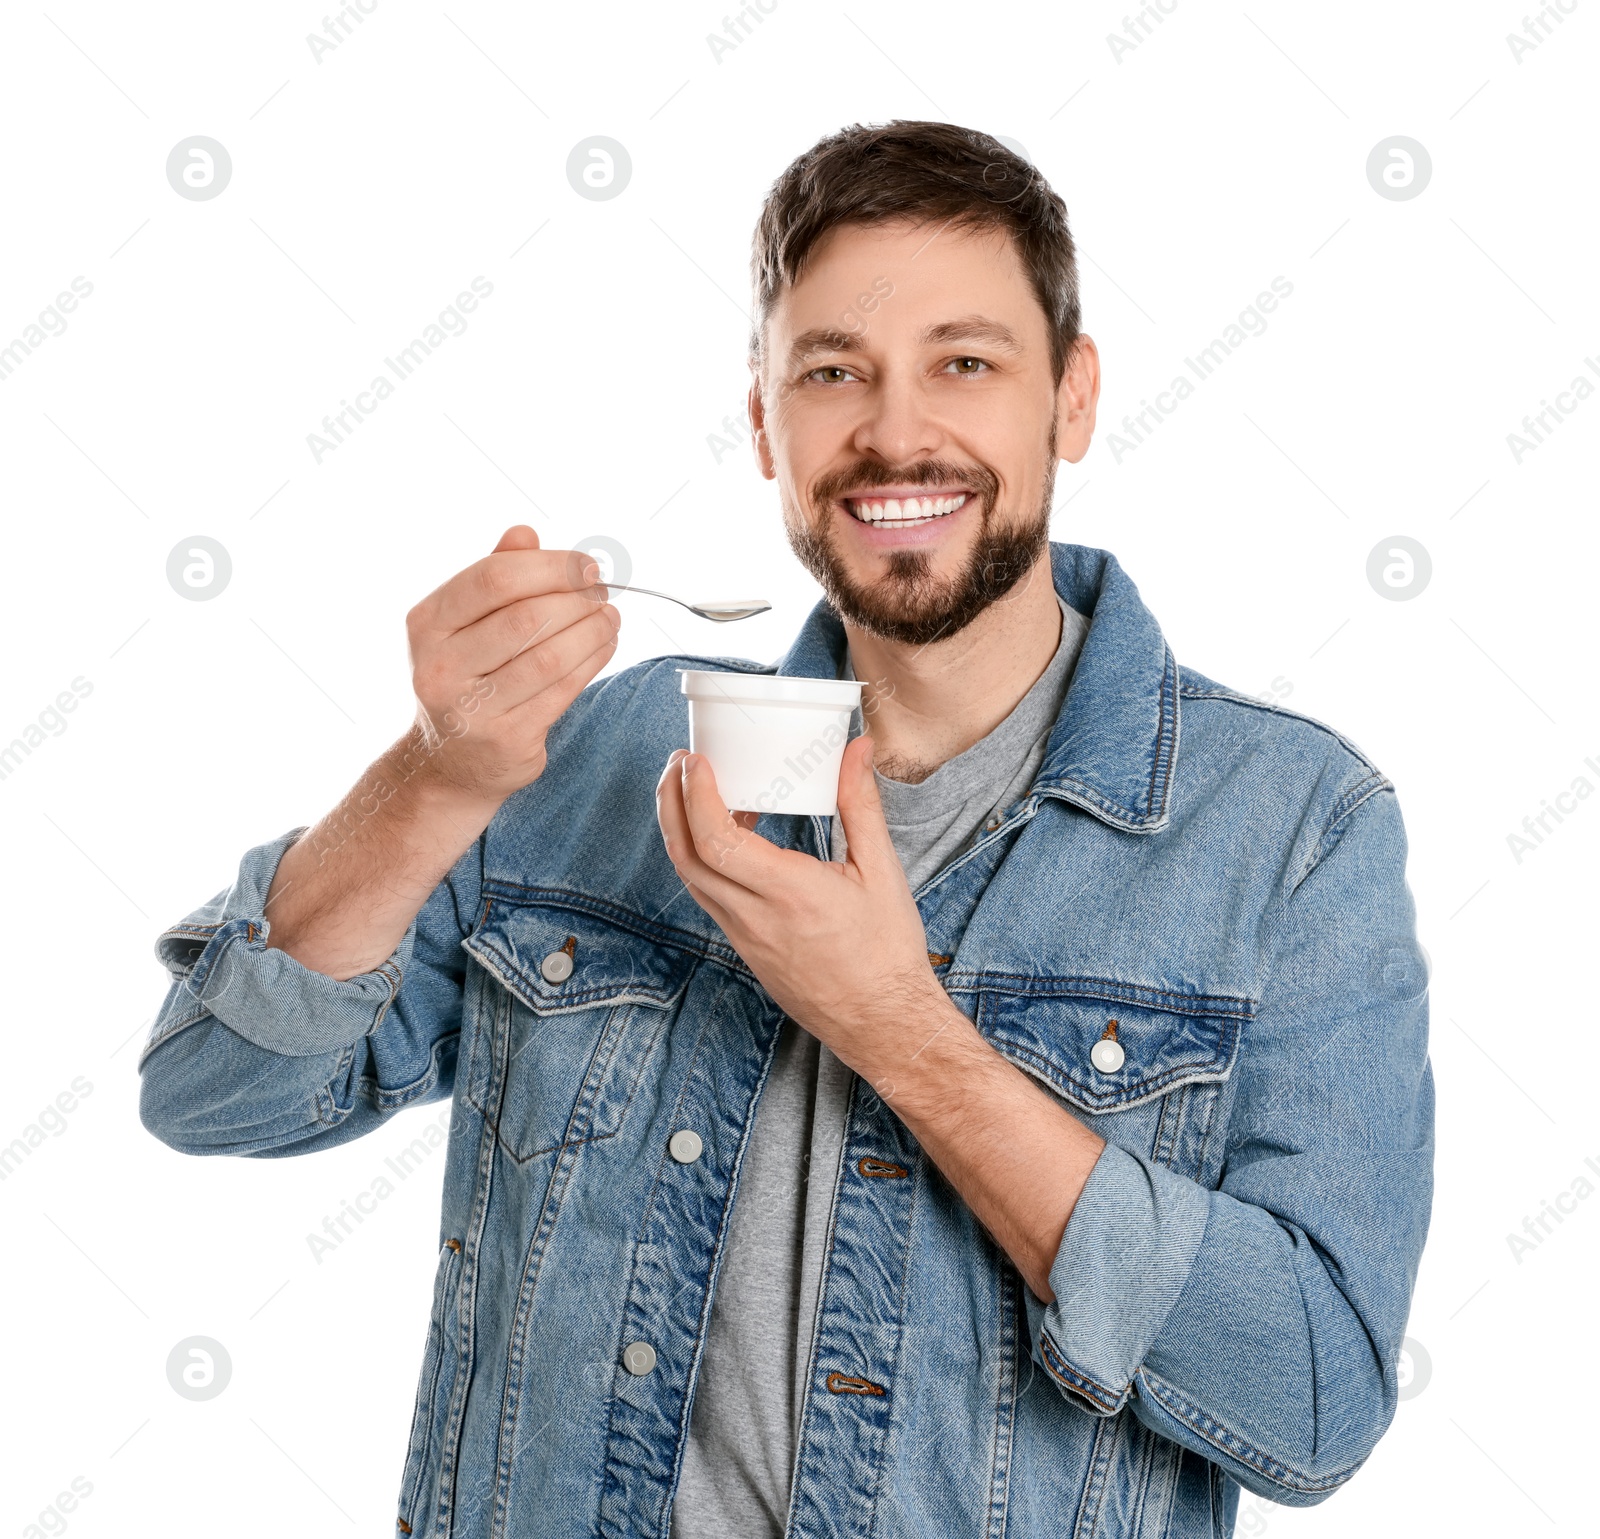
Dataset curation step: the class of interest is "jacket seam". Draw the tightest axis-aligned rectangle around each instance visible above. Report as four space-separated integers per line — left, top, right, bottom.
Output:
366 956 405 1036
474 884 753 977
1133 1366 1365 1495
865 1141 926 1539
947 974 1255 1018
611 969 761 1537
641 650 778 679
1033 776 1169 829
1176 685 1384 778
1037 1331 1126 1414
784 1068 870 1531
1145 647 1180 819
354 1038 454 1111
988 1032 1238 1115
137 1001 213 1067
1293 776 1393 894
465 934 692 1014
444 849 484 949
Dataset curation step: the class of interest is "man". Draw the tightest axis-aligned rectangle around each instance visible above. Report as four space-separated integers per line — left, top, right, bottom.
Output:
139 121 1433 1539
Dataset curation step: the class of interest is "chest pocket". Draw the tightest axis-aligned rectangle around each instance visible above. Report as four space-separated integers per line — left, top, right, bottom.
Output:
460 900 697 1163
972 981 1249 1182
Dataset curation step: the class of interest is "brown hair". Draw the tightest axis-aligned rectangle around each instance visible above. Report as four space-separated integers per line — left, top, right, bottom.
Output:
749 120 1082 385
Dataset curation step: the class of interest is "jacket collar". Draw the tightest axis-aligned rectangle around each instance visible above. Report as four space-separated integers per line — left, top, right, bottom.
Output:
774 541 1179 834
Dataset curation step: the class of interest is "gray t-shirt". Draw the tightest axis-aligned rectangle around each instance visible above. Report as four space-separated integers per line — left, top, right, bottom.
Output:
670 597 1088 1538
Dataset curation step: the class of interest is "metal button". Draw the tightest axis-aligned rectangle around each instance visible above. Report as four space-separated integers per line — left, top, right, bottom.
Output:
1090 1038 1125 1073
622 1340 657 1376
985 816 1001 832
540 949 574 983
668 1129 703 1164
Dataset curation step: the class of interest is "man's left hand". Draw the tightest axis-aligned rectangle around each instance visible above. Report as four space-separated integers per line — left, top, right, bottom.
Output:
655 737 956 1090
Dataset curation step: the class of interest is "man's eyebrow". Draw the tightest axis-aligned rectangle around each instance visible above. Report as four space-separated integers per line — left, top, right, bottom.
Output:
917 316 1024 353
786 328 861 368
785 315 1025 370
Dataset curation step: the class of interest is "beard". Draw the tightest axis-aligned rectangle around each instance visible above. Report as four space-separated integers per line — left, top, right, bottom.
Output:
785 428 1058 649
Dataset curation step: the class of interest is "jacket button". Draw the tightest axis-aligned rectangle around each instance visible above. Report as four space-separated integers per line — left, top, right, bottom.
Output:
622 1340 657 1375
668 1130 703 1163
1090 1038 1125 1073
540 950 574 983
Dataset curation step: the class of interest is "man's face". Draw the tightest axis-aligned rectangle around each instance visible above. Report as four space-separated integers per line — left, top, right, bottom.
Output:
751 218 1097 647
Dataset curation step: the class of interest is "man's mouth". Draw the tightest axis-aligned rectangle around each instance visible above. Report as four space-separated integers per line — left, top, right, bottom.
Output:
842 490 972 527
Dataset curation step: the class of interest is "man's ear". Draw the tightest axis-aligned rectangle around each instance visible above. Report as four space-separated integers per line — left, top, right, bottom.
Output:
1054 334 1101 466
747 369 776 480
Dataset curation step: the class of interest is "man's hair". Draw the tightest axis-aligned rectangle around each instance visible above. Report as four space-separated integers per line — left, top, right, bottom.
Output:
749 120 1081 386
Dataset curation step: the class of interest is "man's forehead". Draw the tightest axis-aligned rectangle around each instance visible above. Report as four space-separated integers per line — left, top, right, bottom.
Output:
781 215 1023 298
764 220 1036 357
804 213 1015 267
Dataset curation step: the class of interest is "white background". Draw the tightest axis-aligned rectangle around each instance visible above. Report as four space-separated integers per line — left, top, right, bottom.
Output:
1 1 1595 1533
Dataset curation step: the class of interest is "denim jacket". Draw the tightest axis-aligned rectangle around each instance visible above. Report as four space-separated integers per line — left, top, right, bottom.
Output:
139 542 1433 1539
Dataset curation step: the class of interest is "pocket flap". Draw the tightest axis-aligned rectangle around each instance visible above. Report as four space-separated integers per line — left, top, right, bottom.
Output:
463 897 699 1015
974 982 1248 1114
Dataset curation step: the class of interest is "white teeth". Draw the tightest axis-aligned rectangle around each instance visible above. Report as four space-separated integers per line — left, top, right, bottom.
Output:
846 492 969 524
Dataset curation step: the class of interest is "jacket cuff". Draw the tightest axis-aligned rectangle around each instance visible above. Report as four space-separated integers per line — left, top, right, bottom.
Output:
147 827 416 1060
1024 1140 1212 1415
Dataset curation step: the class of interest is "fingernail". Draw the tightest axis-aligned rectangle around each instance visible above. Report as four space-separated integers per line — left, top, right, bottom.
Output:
581 561 600 583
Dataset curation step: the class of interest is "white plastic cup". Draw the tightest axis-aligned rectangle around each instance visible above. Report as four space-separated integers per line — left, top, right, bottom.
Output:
679 670 865 816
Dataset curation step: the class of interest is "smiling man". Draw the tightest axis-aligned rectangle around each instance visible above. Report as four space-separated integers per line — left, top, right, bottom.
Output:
138 122 1433 1539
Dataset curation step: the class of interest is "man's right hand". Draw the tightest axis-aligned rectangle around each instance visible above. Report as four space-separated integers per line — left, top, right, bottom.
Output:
405 524 621 804
260 525 620 981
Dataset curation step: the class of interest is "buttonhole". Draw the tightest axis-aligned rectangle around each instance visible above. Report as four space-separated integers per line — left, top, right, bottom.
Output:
857 1156 909 1179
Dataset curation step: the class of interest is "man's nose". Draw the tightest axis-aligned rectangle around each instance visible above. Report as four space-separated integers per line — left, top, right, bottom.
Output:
849 368 944 465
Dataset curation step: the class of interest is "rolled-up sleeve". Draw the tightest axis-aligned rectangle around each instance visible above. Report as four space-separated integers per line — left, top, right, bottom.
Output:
138 827 480 1159
1023 784 1434 1505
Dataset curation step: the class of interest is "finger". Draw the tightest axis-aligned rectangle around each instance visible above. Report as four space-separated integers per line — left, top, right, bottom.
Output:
421 548 604 635
835 735 900 881
655 754 757 908
661 755 761 858
492 524 540 554
448 587 616 678
678 868 738 934
656 754 746 898
496 627 619 737
678 753 797 894
478 608 621 713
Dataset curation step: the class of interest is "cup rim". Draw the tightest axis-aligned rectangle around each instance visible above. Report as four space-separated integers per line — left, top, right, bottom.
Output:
678 668 864 709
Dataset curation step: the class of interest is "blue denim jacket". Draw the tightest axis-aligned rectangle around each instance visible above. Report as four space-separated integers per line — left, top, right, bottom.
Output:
139 542 1433 1539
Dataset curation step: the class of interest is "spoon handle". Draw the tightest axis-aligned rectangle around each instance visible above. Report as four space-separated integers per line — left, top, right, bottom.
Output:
600 581 690 613
599 581 769 622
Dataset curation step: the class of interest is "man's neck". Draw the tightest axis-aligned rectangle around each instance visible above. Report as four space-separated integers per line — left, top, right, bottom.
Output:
845 556 1065 785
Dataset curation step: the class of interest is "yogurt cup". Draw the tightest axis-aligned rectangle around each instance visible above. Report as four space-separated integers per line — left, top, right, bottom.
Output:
679 670 865 816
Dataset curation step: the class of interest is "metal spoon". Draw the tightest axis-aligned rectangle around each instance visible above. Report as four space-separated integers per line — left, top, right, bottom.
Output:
601 582 771 623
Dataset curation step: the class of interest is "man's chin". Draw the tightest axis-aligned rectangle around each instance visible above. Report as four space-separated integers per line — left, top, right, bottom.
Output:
789 513 1050 649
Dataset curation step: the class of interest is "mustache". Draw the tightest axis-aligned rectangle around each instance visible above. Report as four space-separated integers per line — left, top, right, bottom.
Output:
810 458 1001 507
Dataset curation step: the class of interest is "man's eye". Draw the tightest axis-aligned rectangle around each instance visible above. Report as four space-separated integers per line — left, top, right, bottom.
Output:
807 365 856 384
945 356 989 375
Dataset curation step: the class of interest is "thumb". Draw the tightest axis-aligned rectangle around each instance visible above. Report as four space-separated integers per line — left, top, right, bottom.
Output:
493 524 540 554
836 734 895 879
